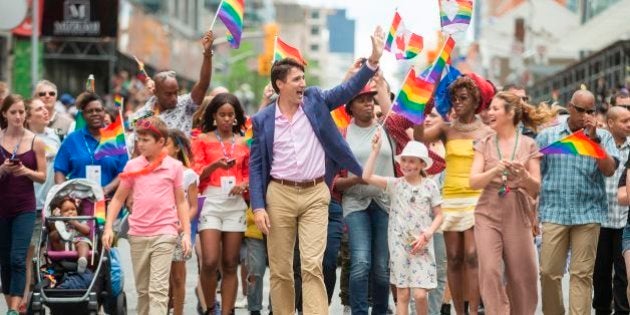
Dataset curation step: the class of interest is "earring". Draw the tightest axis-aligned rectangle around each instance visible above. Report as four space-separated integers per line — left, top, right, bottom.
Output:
212 119 217 126
233 119 237 126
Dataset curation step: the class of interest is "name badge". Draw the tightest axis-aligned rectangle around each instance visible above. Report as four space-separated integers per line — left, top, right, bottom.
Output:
86 165 102 185
221 176 236 195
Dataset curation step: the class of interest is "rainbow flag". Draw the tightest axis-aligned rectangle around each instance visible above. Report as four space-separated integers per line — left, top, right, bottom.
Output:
331 106 351 130
439 0 473 35
94 199 106 225
392 68 435 124
243 117 253 147
94 114 127 160
275 36 308 66
114 95 123 109
426 36 456 84
539 130 606 159
217 0 244 48
384 12 423 60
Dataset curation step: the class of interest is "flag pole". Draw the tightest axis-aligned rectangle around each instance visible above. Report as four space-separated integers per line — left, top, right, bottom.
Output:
118 97 131 159
380 66 414 126
210 0 225 30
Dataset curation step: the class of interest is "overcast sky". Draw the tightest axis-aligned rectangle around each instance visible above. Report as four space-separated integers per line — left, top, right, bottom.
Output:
297 0 444 86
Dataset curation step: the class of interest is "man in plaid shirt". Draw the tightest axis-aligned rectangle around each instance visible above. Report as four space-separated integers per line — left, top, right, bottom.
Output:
536 89 619 314
593 105 630 314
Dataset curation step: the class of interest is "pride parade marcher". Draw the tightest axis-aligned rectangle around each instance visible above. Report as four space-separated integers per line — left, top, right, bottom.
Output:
0 95 47 315
192 93 249 315
132 30 215 135
537 89 619 314
249 27 385 315
415 73 496 314
593 105 630 313
469 92 556 313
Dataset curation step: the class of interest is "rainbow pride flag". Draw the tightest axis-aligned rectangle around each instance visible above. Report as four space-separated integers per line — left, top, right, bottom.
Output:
392 68 435 124
331 106 351 130
217 0 244 48
94 114 127 160
94 199 106 225
439 0 473 35
243 117 253 147
114 95 123 109
384 12 423 60
426 36 456 84
275 36 308 66
539 130 606 159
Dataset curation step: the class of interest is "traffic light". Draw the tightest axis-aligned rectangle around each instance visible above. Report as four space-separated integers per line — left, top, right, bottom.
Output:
258 23 278 76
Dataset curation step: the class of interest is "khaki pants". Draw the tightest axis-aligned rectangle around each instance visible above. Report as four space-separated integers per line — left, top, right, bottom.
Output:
128 234 177 315
266 181 330 315
540 223 600 315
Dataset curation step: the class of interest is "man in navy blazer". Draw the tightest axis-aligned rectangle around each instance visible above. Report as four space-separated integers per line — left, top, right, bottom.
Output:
249 27 385 314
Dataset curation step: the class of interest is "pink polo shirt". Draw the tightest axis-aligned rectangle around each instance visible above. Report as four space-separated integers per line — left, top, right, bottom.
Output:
120 155 183 237
270 103 326 181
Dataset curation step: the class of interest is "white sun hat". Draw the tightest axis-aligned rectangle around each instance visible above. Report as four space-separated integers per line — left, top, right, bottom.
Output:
395 141 433 169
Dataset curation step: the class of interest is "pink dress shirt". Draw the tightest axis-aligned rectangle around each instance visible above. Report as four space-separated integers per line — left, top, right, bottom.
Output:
270 103 326 181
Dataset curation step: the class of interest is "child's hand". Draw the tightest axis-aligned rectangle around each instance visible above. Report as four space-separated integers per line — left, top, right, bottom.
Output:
52 208 61 216
371 129 382 151
410 231 433 255
181 234 192 257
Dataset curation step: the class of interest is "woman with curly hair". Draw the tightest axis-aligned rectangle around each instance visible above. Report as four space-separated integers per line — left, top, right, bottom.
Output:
191 93 249 315
415 74 495 314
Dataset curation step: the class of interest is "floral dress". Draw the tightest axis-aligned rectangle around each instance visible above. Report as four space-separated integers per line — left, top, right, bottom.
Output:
386 177 442 288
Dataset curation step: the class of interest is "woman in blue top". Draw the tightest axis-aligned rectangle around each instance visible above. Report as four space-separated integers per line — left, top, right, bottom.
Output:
54 93 127 195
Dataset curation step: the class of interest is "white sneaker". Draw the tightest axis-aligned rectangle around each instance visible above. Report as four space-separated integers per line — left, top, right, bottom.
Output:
234 295 248 309
343 305 351 315
55 221 72 241
77 257 88 274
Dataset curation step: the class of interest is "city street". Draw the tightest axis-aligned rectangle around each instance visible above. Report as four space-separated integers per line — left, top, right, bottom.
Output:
0 238 589 314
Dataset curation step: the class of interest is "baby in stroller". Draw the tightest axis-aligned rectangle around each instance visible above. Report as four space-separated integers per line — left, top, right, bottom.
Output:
48 196 92 274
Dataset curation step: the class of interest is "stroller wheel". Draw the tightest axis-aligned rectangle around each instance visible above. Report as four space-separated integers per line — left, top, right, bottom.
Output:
105 292 127 315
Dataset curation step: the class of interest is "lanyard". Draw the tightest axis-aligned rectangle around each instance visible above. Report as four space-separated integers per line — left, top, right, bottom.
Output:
83 133 97 164
214 130 235 159
0 129 25 160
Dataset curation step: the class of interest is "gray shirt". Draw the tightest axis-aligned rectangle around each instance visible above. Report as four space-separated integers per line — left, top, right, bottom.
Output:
342 123 395 217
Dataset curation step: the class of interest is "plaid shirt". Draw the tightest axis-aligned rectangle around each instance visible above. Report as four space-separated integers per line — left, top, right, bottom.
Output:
536 120 619 226
604 139 630 228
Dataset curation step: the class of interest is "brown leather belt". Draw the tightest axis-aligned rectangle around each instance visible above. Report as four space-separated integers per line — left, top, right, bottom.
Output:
271 176 324 188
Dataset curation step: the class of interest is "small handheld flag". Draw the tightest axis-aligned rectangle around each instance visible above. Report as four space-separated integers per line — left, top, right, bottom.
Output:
213 0 245 48
94 114 128 160
391 68 436 124
274 36 308 66
114 95 123 109
243 117 253 147
439 0 474 35
133 55 150 81
539 130 606 159
384 12 423 60
331 106 351 130
427 36 456 85
94 199 106 225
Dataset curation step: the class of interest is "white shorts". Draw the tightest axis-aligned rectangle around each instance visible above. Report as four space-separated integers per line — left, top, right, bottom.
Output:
198 187 247 232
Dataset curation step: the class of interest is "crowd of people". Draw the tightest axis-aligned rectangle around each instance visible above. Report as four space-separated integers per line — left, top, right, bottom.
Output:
2 26 630 315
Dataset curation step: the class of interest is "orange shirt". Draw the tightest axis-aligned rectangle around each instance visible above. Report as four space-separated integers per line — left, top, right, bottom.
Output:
191 134 250 193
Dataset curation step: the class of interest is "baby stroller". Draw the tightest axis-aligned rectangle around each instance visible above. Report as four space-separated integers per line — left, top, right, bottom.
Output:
27 179 127 315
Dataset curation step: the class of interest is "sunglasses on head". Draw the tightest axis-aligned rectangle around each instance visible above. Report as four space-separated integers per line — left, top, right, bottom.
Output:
38 91 56 97
136 119 162 137
571 103 595 115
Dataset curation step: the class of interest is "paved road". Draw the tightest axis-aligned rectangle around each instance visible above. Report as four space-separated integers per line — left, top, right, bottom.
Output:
1 239 593 314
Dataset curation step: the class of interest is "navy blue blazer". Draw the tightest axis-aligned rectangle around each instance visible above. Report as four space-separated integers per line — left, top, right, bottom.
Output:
249 64 376 210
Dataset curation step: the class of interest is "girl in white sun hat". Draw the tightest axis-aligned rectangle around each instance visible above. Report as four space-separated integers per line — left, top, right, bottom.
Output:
363 128 443 315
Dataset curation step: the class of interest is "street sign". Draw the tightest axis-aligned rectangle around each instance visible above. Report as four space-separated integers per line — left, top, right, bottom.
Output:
0 0 28 30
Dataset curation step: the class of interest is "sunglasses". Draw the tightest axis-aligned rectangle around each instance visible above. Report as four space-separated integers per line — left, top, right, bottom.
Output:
38 91 56 97
617 104 630 110
571 103 595 115
136 119 162 137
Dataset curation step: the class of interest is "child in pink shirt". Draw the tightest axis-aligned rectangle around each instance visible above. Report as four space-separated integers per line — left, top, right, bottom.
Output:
103 117 191 315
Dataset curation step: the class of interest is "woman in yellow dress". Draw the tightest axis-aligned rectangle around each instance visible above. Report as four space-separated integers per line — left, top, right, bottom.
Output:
415 73 495 315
